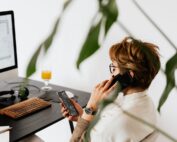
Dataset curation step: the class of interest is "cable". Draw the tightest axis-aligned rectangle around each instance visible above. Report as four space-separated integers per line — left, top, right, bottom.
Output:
7 82 40 94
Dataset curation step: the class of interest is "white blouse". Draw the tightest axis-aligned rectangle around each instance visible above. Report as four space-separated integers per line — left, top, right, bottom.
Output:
90 90 157 142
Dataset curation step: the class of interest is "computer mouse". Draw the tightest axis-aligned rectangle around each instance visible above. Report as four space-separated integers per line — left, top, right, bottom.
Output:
65 91 75 98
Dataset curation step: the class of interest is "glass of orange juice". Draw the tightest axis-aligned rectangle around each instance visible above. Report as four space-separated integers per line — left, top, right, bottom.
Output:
41 70 52 91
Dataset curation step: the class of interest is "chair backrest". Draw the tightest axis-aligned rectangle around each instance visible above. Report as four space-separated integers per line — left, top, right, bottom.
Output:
140 131 159 142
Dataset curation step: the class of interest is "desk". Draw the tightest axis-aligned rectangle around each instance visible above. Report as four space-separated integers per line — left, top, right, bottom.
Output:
0 77 90 142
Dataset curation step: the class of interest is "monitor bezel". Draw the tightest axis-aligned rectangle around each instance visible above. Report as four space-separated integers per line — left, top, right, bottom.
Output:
0 10 18 73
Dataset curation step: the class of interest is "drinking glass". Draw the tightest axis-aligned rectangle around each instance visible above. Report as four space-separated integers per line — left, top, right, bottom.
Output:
41 70 52 91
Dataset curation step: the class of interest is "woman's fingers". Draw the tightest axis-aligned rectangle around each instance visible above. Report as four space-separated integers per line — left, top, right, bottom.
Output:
60 103 69 117
60 103 65 109
95 83 100 88
61 107 67 113
95 80 107 88
100 80 109 86
70 99 78 106
60 101 80 121
103 77 114 91
60 103 67 112
68 116 76 121
63 110 69 117
94 80 110 90
70 99 83 115
104 83 117 98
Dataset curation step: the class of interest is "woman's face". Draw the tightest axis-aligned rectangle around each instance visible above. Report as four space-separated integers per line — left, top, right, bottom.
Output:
110 61 121 76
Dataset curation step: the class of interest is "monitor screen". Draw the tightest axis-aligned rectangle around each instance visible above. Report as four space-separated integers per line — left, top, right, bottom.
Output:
0 11 17 73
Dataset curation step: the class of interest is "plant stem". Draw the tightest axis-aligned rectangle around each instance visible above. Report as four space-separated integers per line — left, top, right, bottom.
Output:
114 102 177 142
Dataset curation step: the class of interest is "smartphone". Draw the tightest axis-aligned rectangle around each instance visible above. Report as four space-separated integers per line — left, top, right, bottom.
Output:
109 72 133 89
57 91 78 116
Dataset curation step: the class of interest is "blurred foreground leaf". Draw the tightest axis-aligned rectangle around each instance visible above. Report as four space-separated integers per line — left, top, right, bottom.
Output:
76 0 118 69
26 17 60 77
26 0 72 77
26 46 42 77
76 20 102 69
43 17 60 52
99 0 118 34
158 53 177 112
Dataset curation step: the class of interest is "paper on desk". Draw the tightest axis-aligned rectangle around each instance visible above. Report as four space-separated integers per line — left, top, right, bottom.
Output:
0 126 10 142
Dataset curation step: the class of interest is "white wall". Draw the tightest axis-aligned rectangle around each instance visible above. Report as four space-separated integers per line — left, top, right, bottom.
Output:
0 0 177 141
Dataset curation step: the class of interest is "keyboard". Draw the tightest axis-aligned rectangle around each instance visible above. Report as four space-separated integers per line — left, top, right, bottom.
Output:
0 97 51 119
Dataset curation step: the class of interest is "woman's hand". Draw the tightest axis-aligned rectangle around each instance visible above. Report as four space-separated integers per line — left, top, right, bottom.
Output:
87 76 117 111
60 99 83 121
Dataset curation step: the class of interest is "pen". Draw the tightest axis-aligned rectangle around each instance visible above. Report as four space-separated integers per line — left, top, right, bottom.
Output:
0 127 12 134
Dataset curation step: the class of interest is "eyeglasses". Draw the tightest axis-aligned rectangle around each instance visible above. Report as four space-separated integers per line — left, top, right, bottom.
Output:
109 63 118 74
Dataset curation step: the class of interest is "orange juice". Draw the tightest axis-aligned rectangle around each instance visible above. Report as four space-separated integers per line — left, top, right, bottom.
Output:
41 71 52 80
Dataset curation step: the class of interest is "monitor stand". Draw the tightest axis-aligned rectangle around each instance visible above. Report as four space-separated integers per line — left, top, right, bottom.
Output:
0 69 18 83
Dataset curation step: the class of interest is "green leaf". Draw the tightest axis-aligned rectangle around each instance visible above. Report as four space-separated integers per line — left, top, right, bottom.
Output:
63 0 72 9
76 0 118 70
26 1 72 78
104 16 115 35
44 0 73 51
76 20 102 69
100 0 118 34
26 17 59 78
26 45 42 77
26 16 60 78
158 52 177 112
43 0 72 52
43 17 60 52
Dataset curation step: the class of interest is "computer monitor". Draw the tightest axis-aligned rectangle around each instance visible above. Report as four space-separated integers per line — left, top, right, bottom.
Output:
0 11 18 81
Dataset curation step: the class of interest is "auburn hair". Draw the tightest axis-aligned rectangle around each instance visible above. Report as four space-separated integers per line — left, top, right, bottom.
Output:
109 37 160 89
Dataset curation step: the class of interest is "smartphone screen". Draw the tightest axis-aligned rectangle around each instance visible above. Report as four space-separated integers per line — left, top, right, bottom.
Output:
57 91 78 116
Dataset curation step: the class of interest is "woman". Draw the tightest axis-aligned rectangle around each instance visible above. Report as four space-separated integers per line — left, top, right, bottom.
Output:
61 37 160 142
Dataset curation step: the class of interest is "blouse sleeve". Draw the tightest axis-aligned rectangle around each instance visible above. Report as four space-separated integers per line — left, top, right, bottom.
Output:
70 117 90 142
